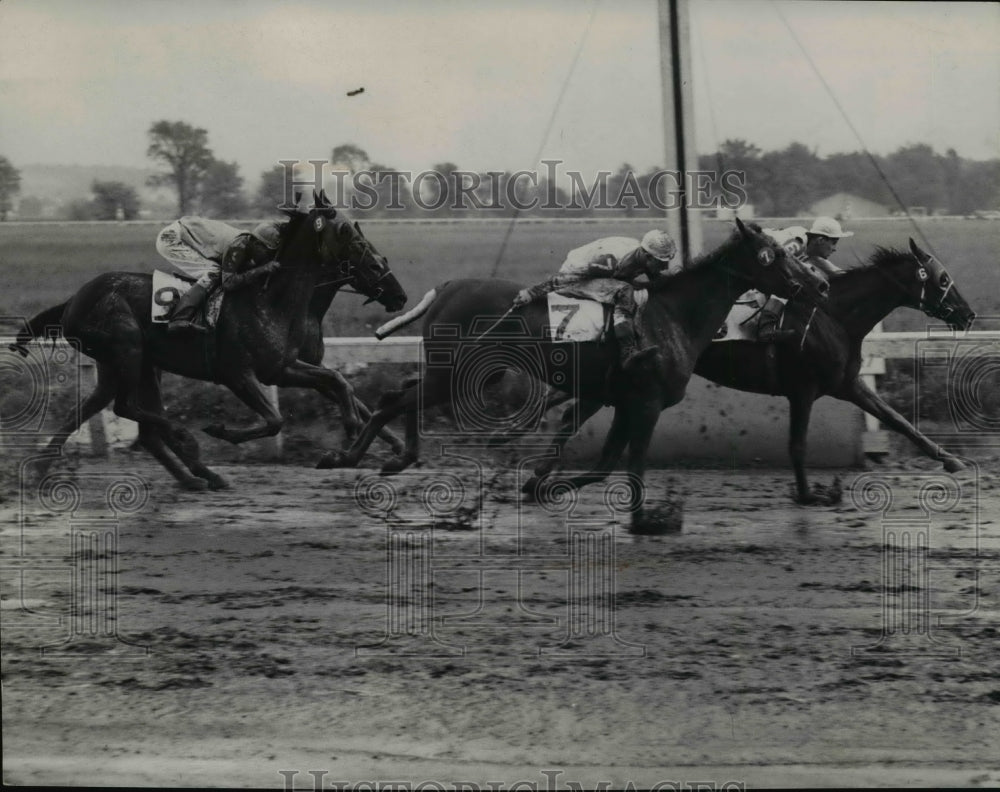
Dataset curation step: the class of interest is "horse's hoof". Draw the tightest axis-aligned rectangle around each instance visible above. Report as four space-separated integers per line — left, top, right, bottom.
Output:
520 476 542 498
316 451 347 469
202 423 225 440
943 457 967 473
206 474 230 490
179 477 209 492
379 455 415 476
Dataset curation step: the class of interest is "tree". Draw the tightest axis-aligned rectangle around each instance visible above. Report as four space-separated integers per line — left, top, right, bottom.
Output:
254 164 295 215
146 120 214 216
91 180 140 220
200 160 247 218
0 155 22 221
330 143 370 174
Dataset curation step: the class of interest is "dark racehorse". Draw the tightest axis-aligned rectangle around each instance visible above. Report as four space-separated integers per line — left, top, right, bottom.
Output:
695 238 975 503
319 219 829 531
12 191 407 490
502 238 976 506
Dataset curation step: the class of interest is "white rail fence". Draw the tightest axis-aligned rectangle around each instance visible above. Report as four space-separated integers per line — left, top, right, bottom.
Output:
5 331 1000 457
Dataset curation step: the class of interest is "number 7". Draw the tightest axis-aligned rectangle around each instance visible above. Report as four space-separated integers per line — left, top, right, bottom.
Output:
551 303 579 340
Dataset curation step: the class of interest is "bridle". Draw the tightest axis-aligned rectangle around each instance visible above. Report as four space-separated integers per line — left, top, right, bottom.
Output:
314 218 392 304
875 251 955 319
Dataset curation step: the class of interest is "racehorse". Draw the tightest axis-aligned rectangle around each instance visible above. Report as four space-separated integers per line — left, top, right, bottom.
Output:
318 219 830 531
695 238 976 503
11 191 407 490
498 238 976 506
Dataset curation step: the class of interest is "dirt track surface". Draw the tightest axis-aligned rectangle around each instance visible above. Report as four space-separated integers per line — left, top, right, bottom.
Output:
3 455 1000 789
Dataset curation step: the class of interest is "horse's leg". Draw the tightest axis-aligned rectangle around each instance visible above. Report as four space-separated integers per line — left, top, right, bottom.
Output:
29 362 118 477
202 372 284 444
318 371 452 472
521 397 604 495
489 386 574 447
137 368 229 490
546 404 632 493
134 423 209 492
272 359 405 453
787 386 821 504
843 376 966 472
620 401 670 531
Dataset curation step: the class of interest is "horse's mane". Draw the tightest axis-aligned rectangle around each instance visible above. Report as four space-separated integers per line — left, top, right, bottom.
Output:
648 223 762 292
867 245 910 269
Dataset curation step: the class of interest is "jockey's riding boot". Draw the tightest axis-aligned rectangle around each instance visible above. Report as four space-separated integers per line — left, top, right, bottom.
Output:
756 300 797 343
615 322 658 371
167 284 210 334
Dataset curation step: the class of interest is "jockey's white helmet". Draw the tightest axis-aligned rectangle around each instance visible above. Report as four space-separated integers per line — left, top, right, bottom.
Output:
640 229 677 262
808 216 854 239
251 221 282 250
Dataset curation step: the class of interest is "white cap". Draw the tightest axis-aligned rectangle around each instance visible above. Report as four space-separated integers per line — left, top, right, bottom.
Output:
640 229 677 261
808 217 854 239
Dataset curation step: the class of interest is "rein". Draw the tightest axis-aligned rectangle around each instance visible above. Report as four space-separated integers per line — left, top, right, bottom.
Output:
871 253 955 319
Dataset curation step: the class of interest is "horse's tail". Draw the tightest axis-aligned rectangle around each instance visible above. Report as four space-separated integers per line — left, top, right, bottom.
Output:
8 302 68 357
374 284 444 340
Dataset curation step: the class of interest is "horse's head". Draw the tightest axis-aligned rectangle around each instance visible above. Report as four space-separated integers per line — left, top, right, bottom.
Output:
734 218 830 306
874 239 975 331
283 190 408 313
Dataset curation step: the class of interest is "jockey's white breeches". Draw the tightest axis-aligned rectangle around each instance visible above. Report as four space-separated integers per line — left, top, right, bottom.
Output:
155 221 218 288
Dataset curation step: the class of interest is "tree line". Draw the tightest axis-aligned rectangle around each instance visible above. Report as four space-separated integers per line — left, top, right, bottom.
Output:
1 123 997 221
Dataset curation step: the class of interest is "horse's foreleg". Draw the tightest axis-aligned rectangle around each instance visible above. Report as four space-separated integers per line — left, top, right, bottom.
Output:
788 388 819 504
203 373 283 444
844 376 966 472
274 360 405 453
553 405 632 493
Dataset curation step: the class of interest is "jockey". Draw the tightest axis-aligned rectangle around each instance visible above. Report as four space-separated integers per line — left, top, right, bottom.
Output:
756 216 851 342
155 217 283 333
510 229 679 370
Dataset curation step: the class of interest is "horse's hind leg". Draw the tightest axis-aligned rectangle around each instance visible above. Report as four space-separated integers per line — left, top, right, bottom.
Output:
138 369 229 490
30 361 118 476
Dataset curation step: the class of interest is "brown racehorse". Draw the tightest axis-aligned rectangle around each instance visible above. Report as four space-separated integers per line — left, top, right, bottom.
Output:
12 191 407 490
496 239 976 506
318 219 829 532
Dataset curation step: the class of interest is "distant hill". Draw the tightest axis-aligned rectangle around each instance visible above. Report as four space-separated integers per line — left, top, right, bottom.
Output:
17 163 177 218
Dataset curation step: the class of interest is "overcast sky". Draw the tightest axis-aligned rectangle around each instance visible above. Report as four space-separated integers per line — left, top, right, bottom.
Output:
0 0 997 183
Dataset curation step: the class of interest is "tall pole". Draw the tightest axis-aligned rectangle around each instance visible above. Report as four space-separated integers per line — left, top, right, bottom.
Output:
658 0 703 260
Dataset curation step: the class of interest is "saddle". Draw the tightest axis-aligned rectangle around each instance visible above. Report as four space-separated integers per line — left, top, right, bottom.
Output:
151 270 224 328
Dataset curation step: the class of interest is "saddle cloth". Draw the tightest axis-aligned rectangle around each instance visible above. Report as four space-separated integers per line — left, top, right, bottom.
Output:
713 290 769 343
546 289 649 343
151 270 224 327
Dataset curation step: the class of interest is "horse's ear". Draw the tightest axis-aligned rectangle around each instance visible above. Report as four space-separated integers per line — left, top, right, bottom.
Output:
735 217 749 238
294 190 302 207
319 188 330 206
909 237 927 260
312 188 321 208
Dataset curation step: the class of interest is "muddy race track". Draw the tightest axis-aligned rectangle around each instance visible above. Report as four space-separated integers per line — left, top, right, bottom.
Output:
3 455 1000 788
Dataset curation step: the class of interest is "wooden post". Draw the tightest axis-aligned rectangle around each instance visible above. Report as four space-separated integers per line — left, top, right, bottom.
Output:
657 0 703 260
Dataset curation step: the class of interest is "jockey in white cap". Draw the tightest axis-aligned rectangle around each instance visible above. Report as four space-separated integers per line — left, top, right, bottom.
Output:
756 217 851 342
155 217 284 333
511 229 679 370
